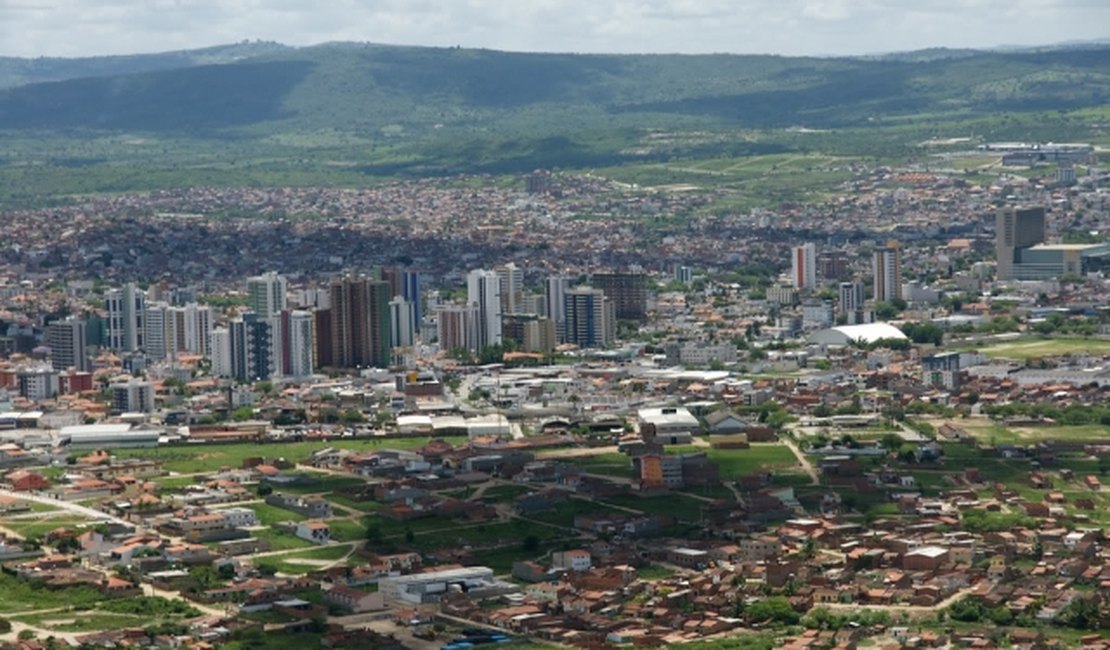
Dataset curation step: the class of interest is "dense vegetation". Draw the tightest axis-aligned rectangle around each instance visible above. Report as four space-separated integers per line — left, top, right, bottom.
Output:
1 41 1110 206
4 43 1110 135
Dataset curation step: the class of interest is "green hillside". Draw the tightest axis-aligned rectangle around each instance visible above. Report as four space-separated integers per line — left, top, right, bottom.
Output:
0 41 290 90
0 42 1108 206
3 43 1110 135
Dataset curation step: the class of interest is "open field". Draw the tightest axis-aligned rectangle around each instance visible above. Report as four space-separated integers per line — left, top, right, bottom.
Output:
115 436 466 473
254 544 354 575
0 516 96 539
950 418 1110 443
706 444 802 480
963 337 1110 359
0 573 103 613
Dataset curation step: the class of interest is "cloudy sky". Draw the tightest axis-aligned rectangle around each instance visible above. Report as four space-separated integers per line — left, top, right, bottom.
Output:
1 0 1107 58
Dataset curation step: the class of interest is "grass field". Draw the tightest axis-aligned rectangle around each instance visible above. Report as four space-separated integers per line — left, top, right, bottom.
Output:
706 444 801 480
1 517 95 539
954 418 1110 443
599 493 710 521
0 573 103 613
566 453 634 479
115 436 466 473
966 337 1110 360
254 544 354 575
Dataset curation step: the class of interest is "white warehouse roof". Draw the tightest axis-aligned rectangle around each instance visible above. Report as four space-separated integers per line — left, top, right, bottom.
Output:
808 322 909 346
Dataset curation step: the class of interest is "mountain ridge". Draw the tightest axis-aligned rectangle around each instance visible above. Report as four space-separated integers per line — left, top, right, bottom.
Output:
2 41 1109 139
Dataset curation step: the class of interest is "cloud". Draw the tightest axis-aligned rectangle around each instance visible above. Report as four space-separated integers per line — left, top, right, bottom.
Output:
0 0 1106 58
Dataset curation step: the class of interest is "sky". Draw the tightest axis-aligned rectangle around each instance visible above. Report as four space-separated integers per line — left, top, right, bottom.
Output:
0 0 1108 59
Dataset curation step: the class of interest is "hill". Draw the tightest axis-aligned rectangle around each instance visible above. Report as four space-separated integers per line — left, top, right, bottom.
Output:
0 41 290 90
1 42 1109 136
0 42 1108 207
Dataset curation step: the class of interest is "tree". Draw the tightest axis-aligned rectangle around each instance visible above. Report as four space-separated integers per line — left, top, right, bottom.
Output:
256 483 273 497
947 597 983 622
341 409 366 424
899 322 944 346
747 596 800 625
874 301 901 320
987 606 1013 626
522 534 541 552
1055 596 1100 630
230 406 254 422
879 433 903 453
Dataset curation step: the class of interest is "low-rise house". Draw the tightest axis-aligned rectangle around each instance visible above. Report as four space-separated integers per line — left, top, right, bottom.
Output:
323 585 385 613
552 549 593 572
265 493 333 518
296 520 330 544
5 469 50 491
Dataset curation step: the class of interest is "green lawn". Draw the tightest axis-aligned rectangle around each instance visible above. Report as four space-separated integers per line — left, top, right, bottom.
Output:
637 564 678 580
329 494 384 513
241 502 308 526
0 573 103 613
248 526 317 551
599 493 709 521
406 519 566 553
2 517 94 539
275 474 368 495
564 453 634 478
327 518 367 542
481 484 536 502
254 544 354 575
13 612 150 632
115 436 467 473
527 499 626 528
707 444 800 480
965 337 1110 360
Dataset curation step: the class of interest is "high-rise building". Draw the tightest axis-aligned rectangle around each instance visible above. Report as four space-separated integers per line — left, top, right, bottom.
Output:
229 313 277 382
382 267 422 324
313 309 333 369
111 378 155 413
246 272 287 317
148 302 211 361
544 275 569 341
494 263 524 315
106 283 144 352
673 265 694 285
329 274 392 369
47 318 89 372
791 243 817 290
209 328 232 378
838 281 866 314
523 318 556 354
436 304 478 354
817 251 849 281
467 269 503 350
17 368 59 401
564 288 615 348
996 206 1046 281
390 297 415 348
143 302 171 361
872 241 903 303
286 310 315 378
179 303 213 357
592 272 647 322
